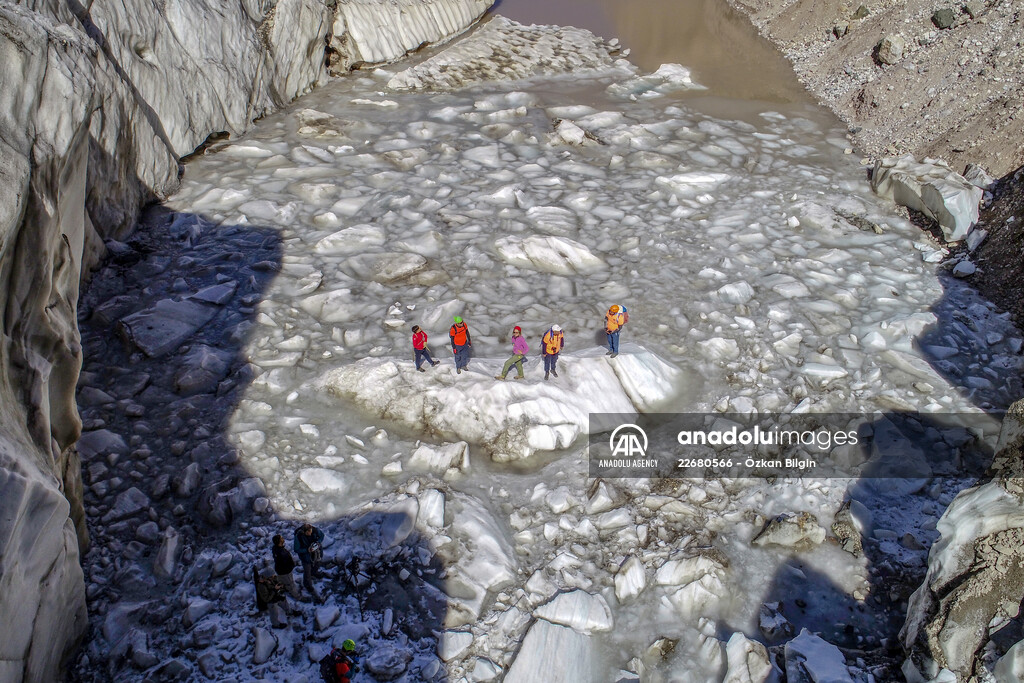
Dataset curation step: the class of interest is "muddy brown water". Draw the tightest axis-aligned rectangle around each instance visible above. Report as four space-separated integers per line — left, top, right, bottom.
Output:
493 0 815 106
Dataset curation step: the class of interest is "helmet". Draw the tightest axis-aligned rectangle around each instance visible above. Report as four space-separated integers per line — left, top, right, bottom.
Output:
342 639 356 652
513 326 521 334
551 324 562 332
453 315 463 324
411 325 419 332
609 305 620 313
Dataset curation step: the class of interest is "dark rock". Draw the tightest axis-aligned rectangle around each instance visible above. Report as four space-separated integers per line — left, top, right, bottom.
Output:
198 482 234 528
154 658 192 681
118 297 220 357
112 562 157 593
102 487 151 523
173 462 201 497
151 474 171 500
759 601 795 642
932 8 956 28
852 5 869 19
135 521 161 544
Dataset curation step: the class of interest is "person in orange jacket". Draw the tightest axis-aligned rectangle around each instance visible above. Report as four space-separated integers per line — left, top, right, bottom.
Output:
541 324 564 380
449 316 472 374
605 305 627 358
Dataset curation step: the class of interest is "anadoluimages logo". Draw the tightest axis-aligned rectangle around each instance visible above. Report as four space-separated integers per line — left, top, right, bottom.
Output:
609 424 648 458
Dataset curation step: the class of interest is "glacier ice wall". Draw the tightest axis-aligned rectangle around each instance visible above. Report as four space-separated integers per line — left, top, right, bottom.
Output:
0 0 490 680
329 0 493 72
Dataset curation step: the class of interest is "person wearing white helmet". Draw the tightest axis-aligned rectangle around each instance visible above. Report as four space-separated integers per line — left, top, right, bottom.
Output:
541 324 565 380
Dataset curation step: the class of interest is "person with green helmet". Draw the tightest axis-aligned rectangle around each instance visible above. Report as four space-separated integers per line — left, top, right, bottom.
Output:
449 315 472 374
319 639 359 683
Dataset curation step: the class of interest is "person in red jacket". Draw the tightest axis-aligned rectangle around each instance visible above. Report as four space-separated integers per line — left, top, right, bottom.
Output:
411 325 440 372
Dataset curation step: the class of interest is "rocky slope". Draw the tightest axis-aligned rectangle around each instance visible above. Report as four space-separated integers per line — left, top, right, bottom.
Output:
724 0 1024 178
0 1 490 681
723 0 1024 333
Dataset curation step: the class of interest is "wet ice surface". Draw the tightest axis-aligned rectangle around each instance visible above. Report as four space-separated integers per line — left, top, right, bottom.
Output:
74 18 1024 683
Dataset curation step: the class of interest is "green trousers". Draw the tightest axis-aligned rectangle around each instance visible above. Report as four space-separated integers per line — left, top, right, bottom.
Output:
501 354 525 378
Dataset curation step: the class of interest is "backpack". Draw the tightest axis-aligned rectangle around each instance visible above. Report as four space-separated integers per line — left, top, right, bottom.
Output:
319 649 352 683
309 542 323 563
620 306 629 325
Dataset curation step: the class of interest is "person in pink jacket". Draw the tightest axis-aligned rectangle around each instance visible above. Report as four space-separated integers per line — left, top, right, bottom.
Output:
495 326 529 380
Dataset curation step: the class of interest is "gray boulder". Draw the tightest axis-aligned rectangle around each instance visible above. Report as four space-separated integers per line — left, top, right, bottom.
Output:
876 35 906 65
932 8 956 29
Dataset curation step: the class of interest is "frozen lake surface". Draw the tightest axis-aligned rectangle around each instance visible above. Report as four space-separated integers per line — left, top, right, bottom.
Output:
73 15 1023 683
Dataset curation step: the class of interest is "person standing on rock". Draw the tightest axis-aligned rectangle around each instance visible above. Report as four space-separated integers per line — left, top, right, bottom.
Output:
411 325 440 372
294 522 325 601
449 316 472 374
271 534 301 599
495 326 529 380
605 304 628 358
541 324 564 380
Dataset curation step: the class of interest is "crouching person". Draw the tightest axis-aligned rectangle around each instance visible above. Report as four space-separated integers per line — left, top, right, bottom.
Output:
319 639 359 683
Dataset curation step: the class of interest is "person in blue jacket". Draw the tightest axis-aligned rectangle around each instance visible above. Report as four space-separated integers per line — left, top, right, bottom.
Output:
294 522 325 600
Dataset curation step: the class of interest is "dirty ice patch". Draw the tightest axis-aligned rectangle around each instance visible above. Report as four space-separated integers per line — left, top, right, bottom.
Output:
607 62 705 100
313 346 681 461
494 235 606 275
386 16 630 91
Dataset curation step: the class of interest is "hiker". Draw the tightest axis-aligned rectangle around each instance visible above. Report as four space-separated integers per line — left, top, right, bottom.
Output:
495 326 529 381
605 304 628 358
541 324 564 380
411 325 440 372
253 565 287 611
294 522 325 599
319 640 359 683
449 316 472 374
271 534 301 599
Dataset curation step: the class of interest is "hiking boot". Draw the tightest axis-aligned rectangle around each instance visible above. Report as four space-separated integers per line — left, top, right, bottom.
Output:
495 375 505 380
552 369 558 377
457 367 462 374
514 375 524 380
610 352 618 358
606 350 614 355
431 360 439 367
544 372 549 380
417 367 425 372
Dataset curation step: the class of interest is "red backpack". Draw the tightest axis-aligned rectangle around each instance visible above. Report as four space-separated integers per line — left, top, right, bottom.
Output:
319 649 352 683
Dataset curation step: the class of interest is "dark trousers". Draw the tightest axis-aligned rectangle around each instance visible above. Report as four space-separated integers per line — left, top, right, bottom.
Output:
414 348 434 369
301 559 319 590
544 353 558 373
607 331 620 353
453 344 470 370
